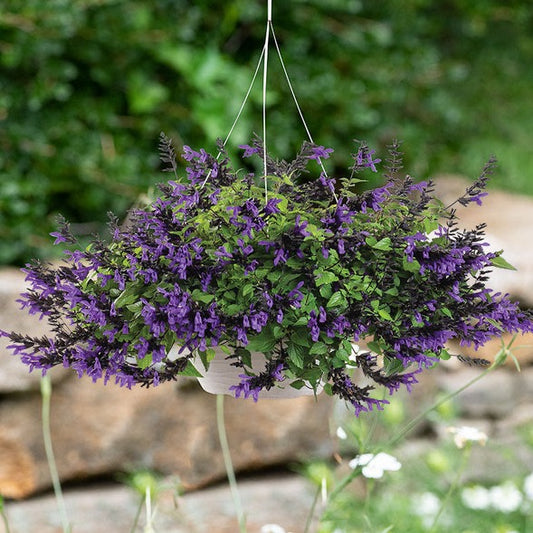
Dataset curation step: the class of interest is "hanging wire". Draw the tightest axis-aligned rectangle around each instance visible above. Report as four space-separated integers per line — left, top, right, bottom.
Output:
204 0 337 203
270 22 338 202
270 24 328 178
262 0 273 202
200 46 265 189
222 47 265 150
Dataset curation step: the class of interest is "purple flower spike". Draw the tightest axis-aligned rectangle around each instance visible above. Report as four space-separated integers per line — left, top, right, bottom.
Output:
239 144 261 158
309 146 334 161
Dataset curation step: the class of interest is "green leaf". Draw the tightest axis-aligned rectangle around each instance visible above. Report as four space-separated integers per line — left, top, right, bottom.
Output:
290 328 312 347
218 345 232 355
491 254 517 270
198 347 216 370
224 304 242 315
439 349 451 360
126 301 143 314
371 237 392 251
309 342 329 355
441 307 453 318
485 317 506 333
323 383 333 396
191 289 215 304
378 308 393 321
383 356 405 376
114 289 140 308
326 291 347 309
319 283 333 299
287 342 306 368
179 360 204 377
138 353 153 370
241 284 255 297
365 236 378 247
246 327 277 352
289 379 305 390
315 270 338 286
367 340 383 355
402 255 421 273
235 347 252 367
293 316 309 326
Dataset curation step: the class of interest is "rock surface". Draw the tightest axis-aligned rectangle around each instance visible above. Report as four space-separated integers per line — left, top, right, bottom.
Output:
0 268 69 393
0 369 332 499
432 175 533 306
0 473 320 533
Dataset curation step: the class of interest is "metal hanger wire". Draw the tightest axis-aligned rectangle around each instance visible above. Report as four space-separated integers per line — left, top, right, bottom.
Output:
210 0 334 203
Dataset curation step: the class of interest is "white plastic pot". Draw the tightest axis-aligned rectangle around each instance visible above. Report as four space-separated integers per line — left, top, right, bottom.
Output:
194 348 322 399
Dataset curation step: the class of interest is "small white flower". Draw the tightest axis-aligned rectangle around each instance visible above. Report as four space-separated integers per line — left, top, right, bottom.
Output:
524 472 533 500
447 426 488 448
260 525 286 533
336 426 348 440
461 485 491 510
412 492 440 528
348 452 401 479
462 482 524 514
489 481 523 513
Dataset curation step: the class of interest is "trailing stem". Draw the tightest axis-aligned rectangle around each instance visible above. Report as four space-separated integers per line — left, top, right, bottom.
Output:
216 394 247 533
41 375 71 533
328 339 515 503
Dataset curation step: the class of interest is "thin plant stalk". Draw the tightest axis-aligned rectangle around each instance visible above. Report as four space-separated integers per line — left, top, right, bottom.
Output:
216 394 246 533
129 497 144 533
0 496 11 533
303 484 321 533
41 375 71 533
144 486 155 533
327 343 512 503
385 362 495 449
428 444 472 532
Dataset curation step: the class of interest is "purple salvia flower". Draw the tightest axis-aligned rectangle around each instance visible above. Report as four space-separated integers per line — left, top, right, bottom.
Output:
294 215 311 237
239 144 261 158
263 198 282 215
182 145 200 161
273 247 288 266
319 173 336 194
309 146 334 161
229 375 261 402
271 363 285 382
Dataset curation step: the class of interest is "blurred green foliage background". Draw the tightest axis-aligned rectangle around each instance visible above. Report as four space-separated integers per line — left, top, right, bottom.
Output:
1 0 532 265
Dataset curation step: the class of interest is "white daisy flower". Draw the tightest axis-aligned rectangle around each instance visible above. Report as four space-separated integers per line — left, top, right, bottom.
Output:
447 426 488 448
348 452 401 479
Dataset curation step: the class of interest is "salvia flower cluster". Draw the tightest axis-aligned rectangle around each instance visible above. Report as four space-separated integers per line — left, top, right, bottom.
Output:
2 134 532 415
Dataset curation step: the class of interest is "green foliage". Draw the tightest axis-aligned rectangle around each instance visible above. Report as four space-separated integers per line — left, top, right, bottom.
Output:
1 1 532 264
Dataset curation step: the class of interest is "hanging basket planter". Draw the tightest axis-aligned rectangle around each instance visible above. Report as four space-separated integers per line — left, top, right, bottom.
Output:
1 0 532 415
3 135 532 414
193 348 322 398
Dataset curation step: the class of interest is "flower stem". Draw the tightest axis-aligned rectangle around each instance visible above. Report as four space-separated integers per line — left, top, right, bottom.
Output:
0 496 12 533
129 497 144 533
143 486 155 533
386 361 496 449
429 445 472 532
41 375 71 533
303 484 321 533
216 394 246 533
328 358 499 503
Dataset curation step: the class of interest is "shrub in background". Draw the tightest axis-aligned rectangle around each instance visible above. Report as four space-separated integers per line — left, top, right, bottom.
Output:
1 0 532 264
